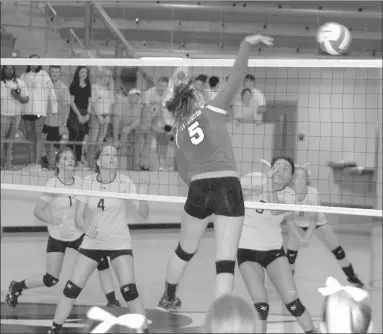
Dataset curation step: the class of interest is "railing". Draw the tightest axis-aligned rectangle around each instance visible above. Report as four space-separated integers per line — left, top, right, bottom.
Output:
92 1 154 88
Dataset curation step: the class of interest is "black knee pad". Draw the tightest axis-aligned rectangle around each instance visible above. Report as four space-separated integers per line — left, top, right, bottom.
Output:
63 280 82 299
120 283 139 302
286 298 306 317
254 302 269 321
96 256 110 271
43 273 59 287
215 260 236 275
175 243 196 262
286 250 298 264
332 246 346 260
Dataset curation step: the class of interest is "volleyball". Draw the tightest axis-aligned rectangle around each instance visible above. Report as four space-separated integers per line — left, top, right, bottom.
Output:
316 22 352 56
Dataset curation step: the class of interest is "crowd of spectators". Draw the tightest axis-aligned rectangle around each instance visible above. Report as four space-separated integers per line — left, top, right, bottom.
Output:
0 54 267 172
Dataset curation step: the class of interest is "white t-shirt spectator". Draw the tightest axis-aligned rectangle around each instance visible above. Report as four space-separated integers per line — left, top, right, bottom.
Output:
0 78 29 116
91 84 115 117
21 70 58 117
45 80 70 127
233 88 267 122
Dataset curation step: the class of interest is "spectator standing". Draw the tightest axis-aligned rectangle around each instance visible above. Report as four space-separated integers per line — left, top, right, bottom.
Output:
20 54 58 171
208 76 220 100
193 74 209 106
0 65 29 169
67 66 91 169
88 67 115 170
41 65 71 170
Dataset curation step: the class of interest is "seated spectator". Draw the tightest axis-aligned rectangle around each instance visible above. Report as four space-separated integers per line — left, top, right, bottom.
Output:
233 88 266 125
67 66 91 169
112 88 143 170
20 54 58 171
202 294 258 333
88 67 115 170
0 65 29 170
208 75 220 100
318 276 372 333
41 65 70 170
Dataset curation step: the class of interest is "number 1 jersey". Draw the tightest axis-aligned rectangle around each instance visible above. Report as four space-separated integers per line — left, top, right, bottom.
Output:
175 104 237 178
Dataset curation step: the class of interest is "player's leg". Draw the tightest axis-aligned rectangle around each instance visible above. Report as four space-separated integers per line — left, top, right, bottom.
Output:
5 236 65 308
237 250 268 333
157 132 169 170
49 250 100 333
140 132 152 170
315 223 364 287
213 177 245 297
158 210 210 311
266 251 316 333
285 224 302 275
96 255 120 307
109 251 148 332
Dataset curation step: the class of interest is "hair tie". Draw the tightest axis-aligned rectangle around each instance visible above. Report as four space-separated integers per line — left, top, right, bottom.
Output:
87 307 146 333
260 159 272 168
318 276 368 302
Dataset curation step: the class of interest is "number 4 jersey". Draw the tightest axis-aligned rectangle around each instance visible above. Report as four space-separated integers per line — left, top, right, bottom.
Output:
239 172 295 251
175 104 237 179
77 173 138 250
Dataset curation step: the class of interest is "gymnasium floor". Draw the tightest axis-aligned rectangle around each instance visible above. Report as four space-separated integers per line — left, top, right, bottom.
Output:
1 221 382 333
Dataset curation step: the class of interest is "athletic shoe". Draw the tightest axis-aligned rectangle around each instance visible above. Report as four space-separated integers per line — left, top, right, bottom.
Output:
156 294 182 312
5 281 22 308
107 300 121 308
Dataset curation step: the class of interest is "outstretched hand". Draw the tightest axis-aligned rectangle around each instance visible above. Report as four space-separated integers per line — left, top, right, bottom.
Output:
245 34 274 47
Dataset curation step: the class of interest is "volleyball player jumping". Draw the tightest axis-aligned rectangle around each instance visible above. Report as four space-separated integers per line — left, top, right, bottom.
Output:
285 165 364 287
156 33 274 312
48 145 150 334
5 147 119 309
237 157 316 334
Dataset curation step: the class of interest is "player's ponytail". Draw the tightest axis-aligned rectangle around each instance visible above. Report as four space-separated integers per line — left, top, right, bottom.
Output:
166 78 196 125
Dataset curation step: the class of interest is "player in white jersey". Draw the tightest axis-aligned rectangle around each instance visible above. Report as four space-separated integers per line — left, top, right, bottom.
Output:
285 166 364 287
237 157 316 334
5 148 119 309
48 145 150 334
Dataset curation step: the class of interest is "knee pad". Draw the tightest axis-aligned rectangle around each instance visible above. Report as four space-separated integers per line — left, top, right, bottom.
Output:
63 280 82 299
286 250 298 265
175 243 196 262
96 256 110 271
43 273 59 287
286 298 306 317
216 260 236 275
120 283 139 302
254 302 269 321
332 246 346 260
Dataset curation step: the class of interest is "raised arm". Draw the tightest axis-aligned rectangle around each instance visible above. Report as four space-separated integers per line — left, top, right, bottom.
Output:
211 34 273 113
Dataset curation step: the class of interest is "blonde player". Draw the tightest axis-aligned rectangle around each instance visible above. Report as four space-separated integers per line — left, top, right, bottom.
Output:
285 165 364 287
237 157 316 334
48 145 150 334
5 148 119 309
318 277 372 333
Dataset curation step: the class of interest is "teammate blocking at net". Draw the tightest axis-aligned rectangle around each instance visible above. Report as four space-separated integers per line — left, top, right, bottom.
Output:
285 165 364 287
48 145 150 334
237 157 316 334
156 33 274 312
5 148 119 309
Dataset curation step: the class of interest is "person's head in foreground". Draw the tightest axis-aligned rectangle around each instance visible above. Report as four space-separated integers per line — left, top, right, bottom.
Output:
318 276 372 333
202 294 258 333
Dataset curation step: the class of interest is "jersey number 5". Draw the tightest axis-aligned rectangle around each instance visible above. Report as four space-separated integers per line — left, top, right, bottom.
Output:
97 199 105 211
188 121 204 145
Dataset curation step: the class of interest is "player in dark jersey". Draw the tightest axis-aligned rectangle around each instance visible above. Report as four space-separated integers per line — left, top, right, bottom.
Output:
157 34 274 312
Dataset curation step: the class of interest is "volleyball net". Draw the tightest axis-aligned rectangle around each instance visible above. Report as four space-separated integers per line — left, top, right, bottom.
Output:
0 57 382 225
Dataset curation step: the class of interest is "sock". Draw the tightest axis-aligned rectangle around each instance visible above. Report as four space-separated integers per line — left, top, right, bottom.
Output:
51 322 63 330
105 291 117 304
165 282 177 300
342 264 356 278
14 280 27 291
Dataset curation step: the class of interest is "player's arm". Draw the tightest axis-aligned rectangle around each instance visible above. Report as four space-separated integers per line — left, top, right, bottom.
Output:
266 179 291 215
301 190 323 244
285 213 305 242
33 196 56 225
211 35 273 115
124 177 150 219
